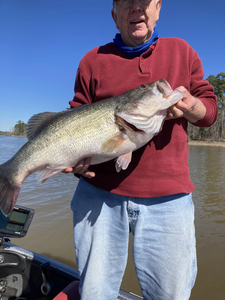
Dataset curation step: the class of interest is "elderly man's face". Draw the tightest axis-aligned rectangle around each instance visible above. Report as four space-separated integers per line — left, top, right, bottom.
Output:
112 0 161 47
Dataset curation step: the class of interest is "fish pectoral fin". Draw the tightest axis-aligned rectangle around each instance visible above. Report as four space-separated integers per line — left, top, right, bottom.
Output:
37 168 64 184
101 132 127 154
115 152 132 172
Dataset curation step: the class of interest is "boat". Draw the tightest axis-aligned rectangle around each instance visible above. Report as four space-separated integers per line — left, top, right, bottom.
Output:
0 205 143 300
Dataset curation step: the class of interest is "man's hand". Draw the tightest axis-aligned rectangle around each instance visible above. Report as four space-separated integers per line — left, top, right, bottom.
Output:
63 157 95 178
167 86 206 123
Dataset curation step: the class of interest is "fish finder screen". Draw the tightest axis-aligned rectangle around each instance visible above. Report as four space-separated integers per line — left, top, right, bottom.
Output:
6 210 28 232
0 205 34 238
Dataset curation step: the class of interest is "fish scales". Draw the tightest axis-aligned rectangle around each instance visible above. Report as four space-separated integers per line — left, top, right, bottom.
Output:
0 79 184 215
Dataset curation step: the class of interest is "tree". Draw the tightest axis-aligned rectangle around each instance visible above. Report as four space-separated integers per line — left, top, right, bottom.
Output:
187 72 225 141
206 72 225 141
14 120 27 136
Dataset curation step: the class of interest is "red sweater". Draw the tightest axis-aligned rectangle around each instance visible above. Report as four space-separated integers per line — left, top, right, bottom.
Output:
69 37 218 198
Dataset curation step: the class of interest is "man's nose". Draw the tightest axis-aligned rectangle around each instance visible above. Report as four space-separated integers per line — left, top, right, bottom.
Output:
130 0 143 10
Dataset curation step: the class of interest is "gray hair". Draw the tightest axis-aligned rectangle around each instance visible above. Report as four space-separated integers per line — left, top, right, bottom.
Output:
113 0 160 7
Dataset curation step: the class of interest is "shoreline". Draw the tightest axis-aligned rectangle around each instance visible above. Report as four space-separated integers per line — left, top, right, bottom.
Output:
0 134 26 138
188 140 225 147
1 134 225 147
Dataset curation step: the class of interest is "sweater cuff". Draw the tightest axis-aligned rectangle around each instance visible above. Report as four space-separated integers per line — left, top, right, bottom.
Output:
191 97 218 127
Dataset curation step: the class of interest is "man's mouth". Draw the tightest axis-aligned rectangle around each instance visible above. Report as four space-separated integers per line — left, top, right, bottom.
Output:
130 20 145 25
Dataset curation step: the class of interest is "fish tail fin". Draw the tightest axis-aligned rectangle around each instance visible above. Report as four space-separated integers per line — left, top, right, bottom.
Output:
0 163 21 216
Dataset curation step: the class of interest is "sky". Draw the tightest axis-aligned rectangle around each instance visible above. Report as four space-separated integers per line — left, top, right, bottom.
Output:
0 0 224 132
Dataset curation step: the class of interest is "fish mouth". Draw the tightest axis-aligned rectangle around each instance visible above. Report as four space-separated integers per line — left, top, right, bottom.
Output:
156 79 173 97
124 120 145 132
116 115 144 133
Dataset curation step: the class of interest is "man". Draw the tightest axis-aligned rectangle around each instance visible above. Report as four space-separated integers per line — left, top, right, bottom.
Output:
65 0 218 299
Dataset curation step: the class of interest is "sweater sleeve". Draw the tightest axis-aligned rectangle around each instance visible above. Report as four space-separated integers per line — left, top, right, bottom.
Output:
68 47 98 109
189 52 218 127
69 67 93 108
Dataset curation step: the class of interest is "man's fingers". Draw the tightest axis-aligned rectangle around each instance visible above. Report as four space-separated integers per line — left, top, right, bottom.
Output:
167 105 183 119
63 167 74 173
75 157 92 173
83 171 95 178
63 157 95 178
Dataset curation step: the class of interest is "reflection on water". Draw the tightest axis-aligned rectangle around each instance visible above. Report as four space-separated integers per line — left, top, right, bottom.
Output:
189 146 225 300
0 136 225 299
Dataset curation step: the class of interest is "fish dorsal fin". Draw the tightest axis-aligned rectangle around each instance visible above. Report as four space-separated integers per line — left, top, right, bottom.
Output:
26 112 58 140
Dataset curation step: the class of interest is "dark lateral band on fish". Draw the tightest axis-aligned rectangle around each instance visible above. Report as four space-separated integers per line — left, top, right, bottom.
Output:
0 79 183 215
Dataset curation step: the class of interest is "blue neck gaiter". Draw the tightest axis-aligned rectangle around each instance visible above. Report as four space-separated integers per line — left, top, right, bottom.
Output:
113 27 159 57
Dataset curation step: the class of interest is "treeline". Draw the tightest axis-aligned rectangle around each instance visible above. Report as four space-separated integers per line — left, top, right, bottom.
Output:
188 72 225 141
14 120 27 136
0 120 27 136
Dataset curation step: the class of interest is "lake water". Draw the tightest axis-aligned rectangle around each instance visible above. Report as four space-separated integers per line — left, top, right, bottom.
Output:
0 135 225 299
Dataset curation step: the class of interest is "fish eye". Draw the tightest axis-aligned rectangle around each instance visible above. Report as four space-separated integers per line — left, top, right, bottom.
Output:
139 84 147 90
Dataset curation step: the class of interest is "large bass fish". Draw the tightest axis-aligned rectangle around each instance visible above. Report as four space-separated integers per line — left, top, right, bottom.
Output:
0 79 183 215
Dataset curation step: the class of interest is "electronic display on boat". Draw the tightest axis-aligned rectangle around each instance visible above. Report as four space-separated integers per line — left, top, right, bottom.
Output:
0 205 34 238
